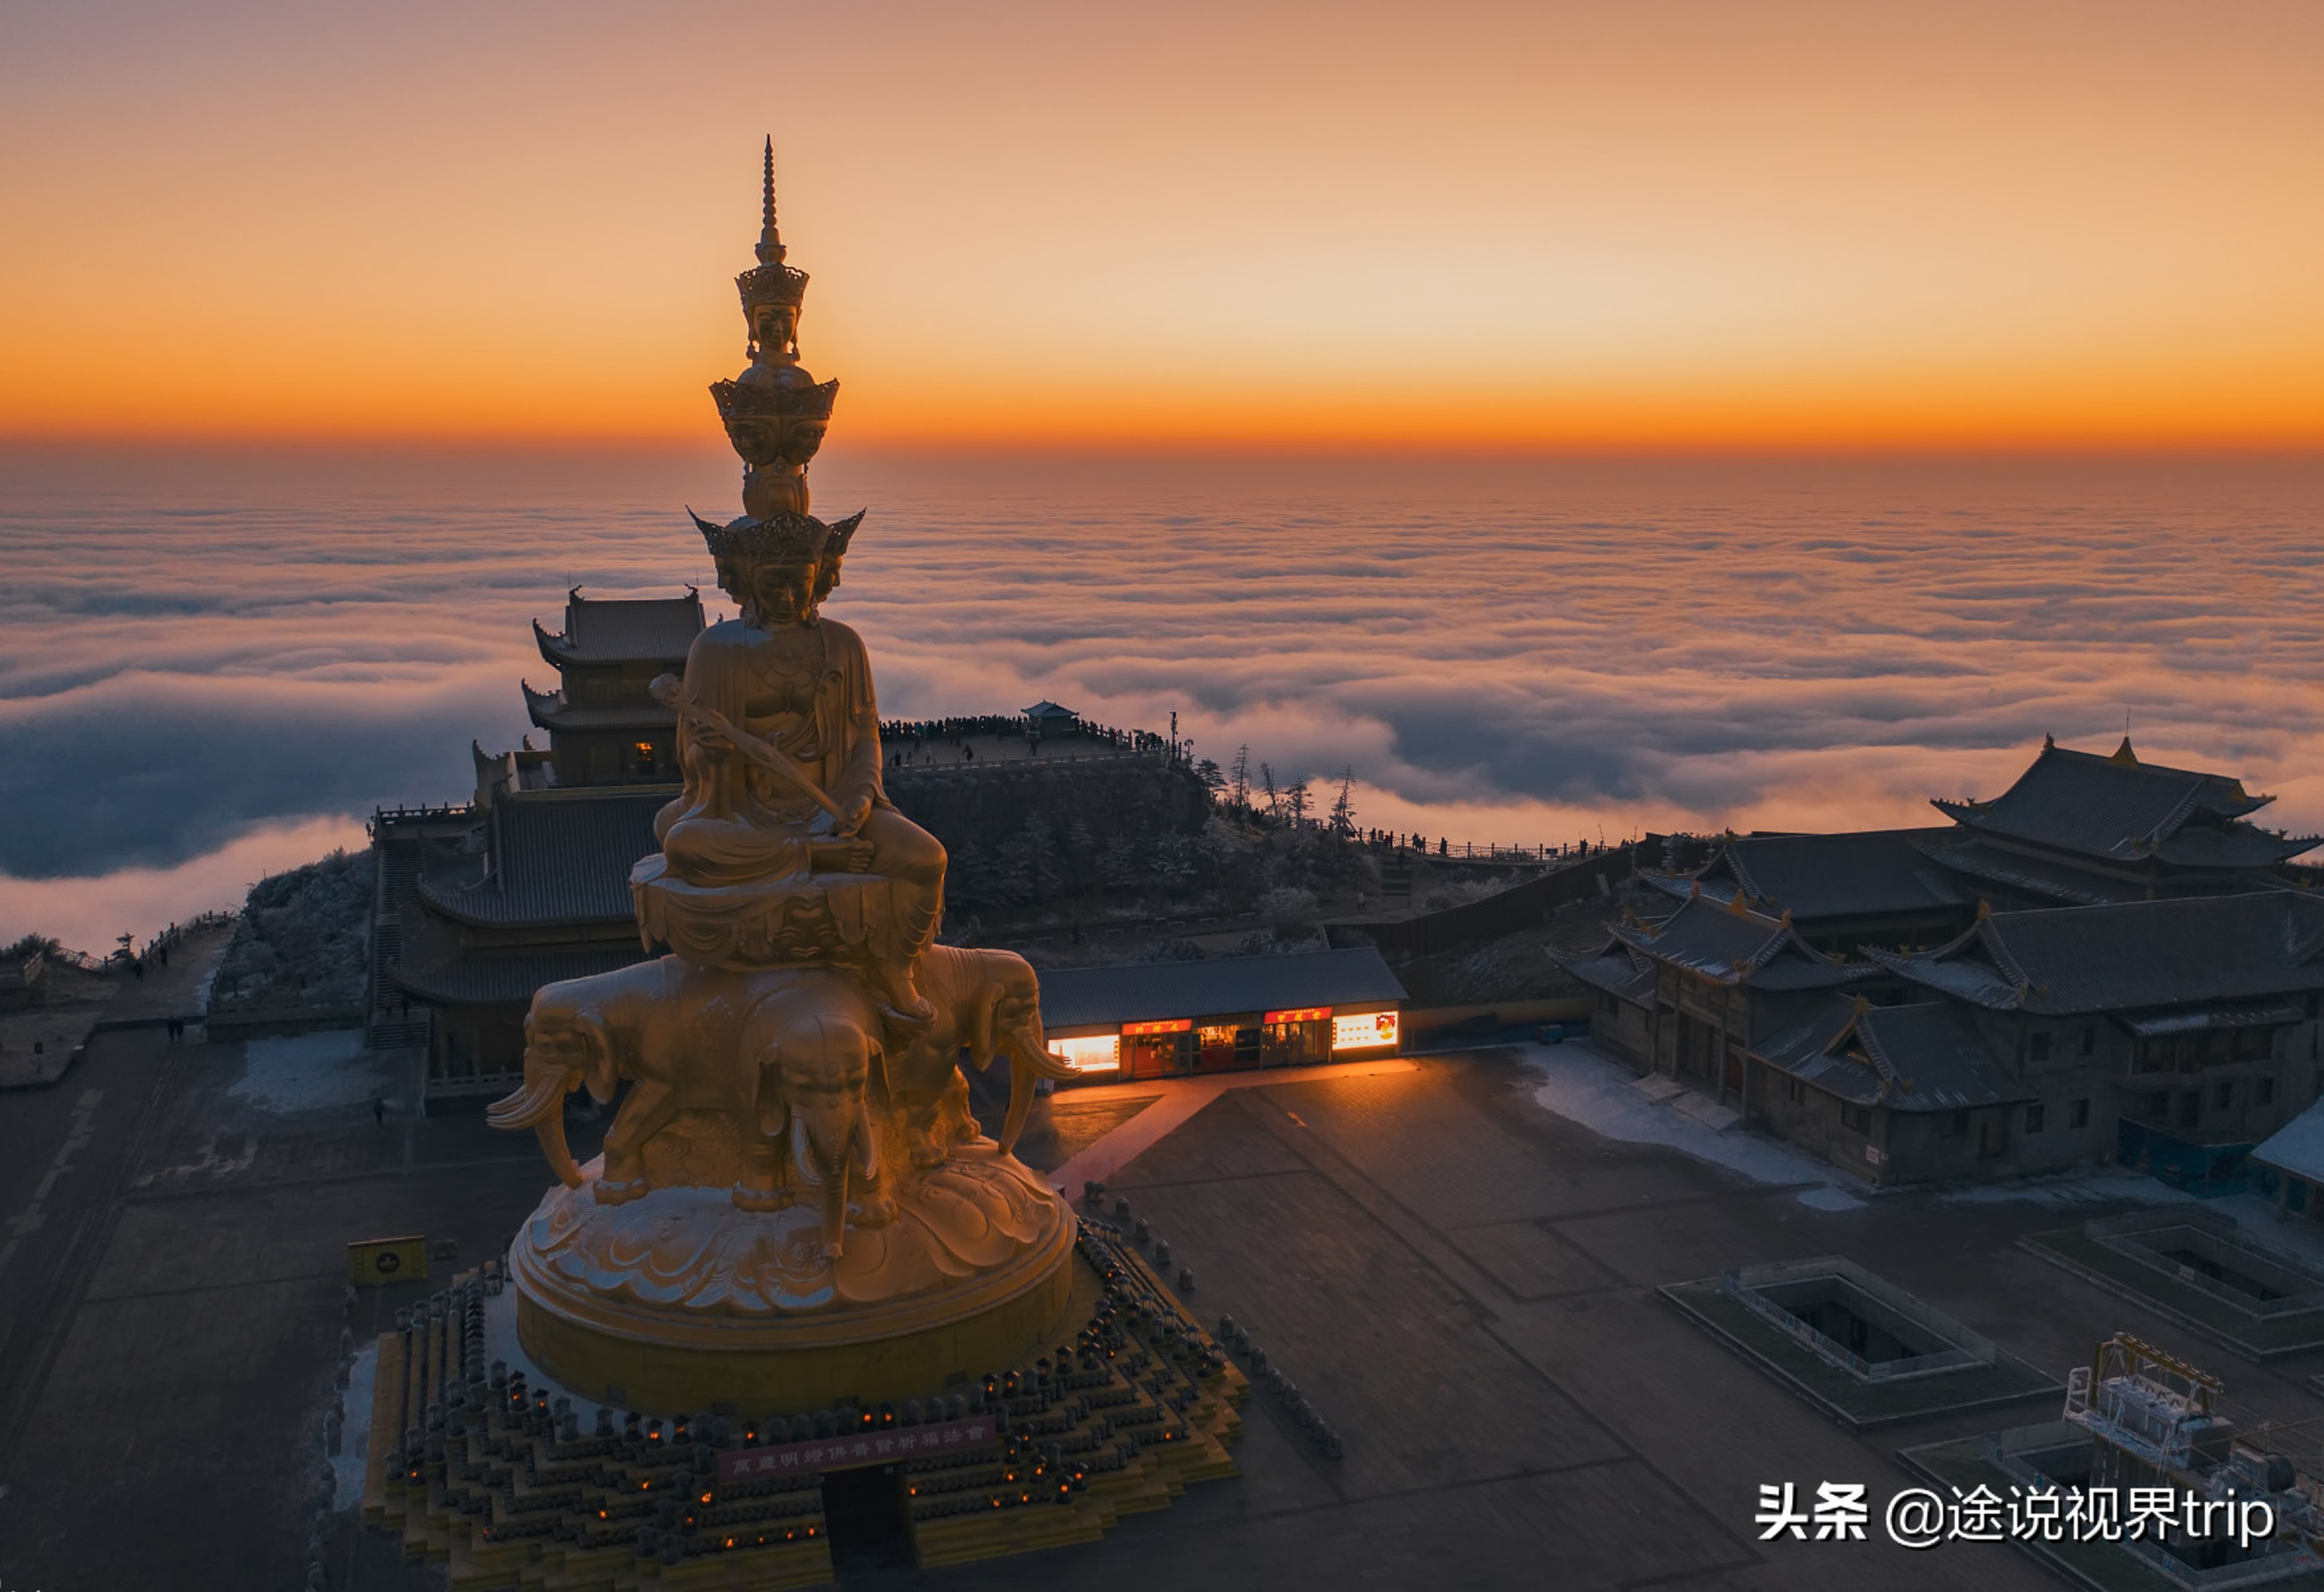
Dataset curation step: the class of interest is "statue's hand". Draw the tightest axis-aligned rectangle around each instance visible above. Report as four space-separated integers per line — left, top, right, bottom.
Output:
837 791 874 837
692 724 734 762
810 836 876 875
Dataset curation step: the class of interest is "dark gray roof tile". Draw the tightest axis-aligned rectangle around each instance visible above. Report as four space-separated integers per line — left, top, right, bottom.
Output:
1872 892 2324 1014
417 789 670 927
1931 741 2312 867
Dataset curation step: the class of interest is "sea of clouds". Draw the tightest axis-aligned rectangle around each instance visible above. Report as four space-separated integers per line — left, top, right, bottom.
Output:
5 446 2322 950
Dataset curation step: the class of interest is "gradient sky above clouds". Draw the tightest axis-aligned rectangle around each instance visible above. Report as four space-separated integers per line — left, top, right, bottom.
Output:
4 0 2322 449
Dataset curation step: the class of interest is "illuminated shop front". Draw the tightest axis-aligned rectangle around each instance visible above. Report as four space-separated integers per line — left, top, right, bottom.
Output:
1037 947 1406 1083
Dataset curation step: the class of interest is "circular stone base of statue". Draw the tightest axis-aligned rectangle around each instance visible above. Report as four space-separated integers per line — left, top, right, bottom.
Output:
508 1147 1075 1413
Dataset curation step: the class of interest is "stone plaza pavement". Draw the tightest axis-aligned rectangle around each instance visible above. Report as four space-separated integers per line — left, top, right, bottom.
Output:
7 1033 2324 1590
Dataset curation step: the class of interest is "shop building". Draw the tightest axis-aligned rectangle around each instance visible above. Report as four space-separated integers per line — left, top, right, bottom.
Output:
1037 947 1407 1080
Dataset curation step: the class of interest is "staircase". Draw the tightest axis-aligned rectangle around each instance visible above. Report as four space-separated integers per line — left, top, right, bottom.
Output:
1380 849 1414 902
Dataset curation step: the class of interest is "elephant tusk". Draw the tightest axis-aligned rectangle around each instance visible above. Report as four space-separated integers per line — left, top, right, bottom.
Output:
486 1064 575 1131
1010 1030 1078 1081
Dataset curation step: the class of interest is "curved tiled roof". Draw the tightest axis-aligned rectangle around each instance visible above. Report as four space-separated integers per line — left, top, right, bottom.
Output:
1870 892 2324 1015
1930 741 2315 868
416 789 671 928
520 680 676 734
534 590 703 667
1605 894 1861 989
1686 827 1967 921
1752 995 2029 1112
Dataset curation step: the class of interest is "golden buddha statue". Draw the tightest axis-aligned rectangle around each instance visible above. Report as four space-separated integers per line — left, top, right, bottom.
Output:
487 143 1077 1418
645 507 947 1021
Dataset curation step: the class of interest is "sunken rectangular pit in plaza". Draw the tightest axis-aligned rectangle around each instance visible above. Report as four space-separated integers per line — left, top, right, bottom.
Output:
2021 1209 2324 1360
1660 1257 2061 1429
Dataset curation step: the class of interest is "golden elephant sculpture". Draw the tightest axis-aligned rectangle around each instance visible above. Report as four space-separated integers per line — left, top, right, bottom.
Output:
487 958 892 1246
885 944 1078 1168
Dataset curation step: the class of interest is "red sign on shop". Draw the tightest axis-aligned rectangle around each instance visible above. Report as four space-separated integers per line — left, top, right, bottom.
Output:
717 1415 997 1480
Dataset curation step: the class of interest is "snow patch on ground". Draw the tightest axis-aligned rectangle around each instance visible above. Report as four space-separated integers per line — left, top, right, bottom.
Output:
332 1337 378 1511
229 1028 385 1113
1522 1041 1867 1211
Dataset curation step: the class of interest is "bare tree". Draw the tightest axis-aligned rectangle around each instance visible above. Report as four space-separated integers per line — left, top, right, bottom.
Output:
1284 778 1312 827
1328 765 1356 837
1259 762 1281 820
1229 743 1251 809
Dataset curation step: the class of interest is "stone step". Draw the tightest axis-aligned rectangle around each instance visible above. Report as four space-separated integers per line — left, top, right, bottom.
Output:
1669 1090 1742 1133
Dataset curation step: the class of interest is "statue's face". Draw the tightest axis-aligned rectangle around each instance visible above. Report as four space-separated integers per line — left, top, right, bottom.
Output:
775 416 827 467
720 414 827 471
813 556 842 602
751 302 800 356
748 561 819 628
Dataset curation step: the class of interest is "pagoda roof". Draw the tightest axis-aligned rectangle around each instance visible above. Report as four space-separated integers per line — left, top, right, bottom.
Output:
534 589 703 669
521 681 676 735
1603 892 1863 989
1022 700 1079 721
1548 940 1656 1005
1930 739 2315 869
1865 892 2324 1016
1642 827 1968 922
414 788 669 929
1751 995 2030 1112
1908 835 2147 906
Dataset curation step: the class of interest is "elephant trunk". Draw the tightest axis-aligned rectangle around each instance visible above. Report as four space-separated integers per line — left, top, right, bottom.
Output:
794 1112 851 1257
487 1064 584 1189
966 980 1006 1072
999 1031 1079 1155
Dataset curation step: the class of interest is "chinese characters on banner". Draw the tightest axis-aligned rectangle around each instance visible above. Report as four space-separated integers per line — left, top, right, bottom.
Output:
716 1416 998 1482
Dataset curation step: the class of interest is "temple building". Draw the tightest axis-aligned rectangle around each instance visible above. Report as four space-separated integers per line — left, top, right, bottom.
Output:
370 591 698 1095
376 789 669 1096
520 587 703 786
1562 738 2324 1188
1920 735 2318 905
1641 738 2319 951
1638 827 1970 954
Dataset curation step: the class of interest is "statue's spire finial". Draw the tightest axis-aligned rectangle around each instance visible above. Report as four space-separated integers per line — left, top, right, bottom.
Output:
756 136 786 266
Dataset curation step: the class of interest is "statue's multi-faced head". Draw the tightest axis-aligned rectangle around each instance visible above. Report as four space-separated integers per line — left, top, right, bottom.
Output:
696 507 864 630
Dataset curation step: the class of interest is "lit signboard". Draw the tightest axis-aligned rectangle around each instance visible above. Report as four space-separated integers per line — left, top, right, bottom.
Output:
1120 1019 1192 1037
1331 1011 1400 1053
1262 1007 1329 1025
1047 1035 1121 1074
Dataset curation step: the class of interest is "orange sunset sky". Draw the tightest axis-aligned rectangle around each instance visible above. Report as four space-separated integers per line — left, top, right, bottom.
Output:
2 0 2319 452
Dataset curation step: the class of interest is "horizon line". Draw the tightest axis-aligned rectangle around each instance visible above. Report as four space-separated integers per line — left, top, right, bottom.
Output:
5 435 2323 465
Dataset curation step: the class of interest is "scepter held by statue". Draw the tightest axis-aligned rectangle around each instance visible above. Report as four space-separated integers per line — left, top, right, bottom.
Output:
649 673 858 834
